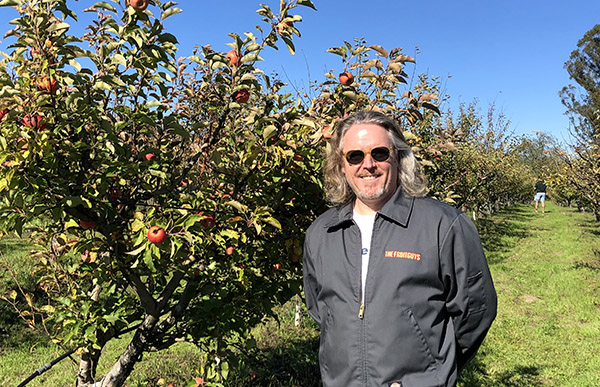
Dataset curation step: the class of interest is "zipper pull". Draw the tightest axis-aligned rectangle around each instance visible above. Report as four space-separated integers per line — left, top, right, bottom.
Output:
358 303 365 319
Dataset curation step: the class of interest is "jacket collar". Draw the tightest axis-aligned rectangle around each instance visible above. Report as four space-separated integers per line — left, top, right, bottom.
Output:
324 188 414 228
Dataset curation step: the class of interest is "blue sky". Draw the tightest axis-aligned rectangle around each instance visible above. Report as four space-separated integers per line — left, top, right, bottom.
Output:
1 0 599 141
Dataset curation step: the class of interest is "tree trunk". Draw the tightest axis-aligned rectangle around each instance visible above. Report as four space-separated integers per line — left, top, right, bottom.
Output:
95 314 159 387
76 349 103 386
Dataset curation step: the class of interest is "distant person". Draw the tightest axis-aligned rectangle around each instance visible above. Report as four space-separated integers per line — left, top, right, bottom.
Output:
303 111 497 387
534 177 547 214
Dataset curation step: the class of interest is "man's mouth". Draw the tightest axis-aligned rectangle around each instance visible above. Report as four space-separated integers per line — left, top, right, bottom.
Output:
359 174 380 180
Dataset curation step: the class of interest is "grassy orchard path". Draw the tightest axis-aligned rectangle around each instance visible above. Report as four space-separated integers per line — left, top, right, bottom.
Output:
1 201 600 386
460 201 600 387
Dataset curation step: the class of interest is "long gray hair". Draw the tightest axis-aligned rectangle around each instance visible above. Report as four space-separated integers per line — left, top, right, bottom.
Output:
323 111 427 205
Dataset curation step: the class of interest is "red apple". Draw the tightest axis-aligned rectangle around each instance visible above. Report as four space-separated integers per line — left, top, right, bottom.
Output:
147 226 167 245
0 109 8 120
144 153 154 161
226 246 234 255
277 21 294 32
232 89 250 103
80 220 97 230
226 50 239 66
23 114 46 130
339 71 354 86
198 213 216 229
129 0 148 11
272 263 282 270
37 76 58 94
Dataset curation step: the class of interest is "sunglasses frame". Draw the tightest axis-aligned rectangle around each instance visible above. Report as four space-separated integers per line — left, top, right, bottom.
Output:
343 146 394 165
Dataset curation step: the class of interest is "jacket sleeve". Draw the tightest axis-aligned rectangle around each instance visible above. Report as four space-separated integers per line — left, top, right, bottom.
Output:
302 229 321 327
441 213 497 370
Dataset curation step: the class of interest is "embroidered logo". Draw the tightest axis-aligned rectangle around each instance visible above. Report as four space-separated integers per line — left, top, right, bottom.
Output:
389 383 402 387
362 247 368 255
384 250 421 261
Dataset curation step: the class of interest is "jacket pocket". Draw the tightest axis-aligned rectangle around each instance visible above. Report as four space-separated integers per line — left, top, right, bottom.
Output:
378 306 439 381
467 271 487 314
405 308 437 366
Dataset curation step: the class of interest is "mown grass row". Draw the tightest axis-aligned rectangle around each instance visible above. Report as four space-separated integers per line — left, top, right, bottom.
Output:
1 201 599 386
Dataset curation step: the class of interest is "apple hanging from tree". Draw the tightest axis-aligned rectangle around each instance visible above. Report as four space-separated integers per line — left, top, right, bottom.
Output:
277 21 294 33
198 212 216 229
0 109 8 120
147 226 167 245
144 153 154 161
226 50 239 66
338 71 354 86
226 246 234 255
80 220 97 230
129 0 149 11
23 114 46 130
232 89 250 103
37 75 58 94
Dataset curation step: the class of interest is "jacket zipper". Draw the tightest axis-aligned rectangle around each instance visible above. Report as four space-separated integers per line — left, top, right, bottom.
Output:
358 303 365 318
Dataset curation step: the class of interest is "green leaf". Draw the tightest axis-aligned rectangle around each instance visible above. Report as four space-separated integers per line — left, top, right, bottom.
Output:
226 200 248 213
262 125 277 141
282 36 295 55
89 2 117 13
93 80 112 91
112 54 127 67
297 0 317 10
126 243 147 256
48 22 70 32
41 305 56 313
0 0 20 6
143 247 157 272
68 59 82 72
240 53 263 64
370 44 389 58
264 216 282 229
162 7 182 20
64 196 93 208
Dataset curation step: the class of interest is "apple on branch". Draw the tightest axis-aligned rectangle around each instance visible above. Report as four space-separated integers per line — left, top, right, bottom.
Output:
129 0 149 11
147 226 167 245
226 50 239 66
339 71 354 86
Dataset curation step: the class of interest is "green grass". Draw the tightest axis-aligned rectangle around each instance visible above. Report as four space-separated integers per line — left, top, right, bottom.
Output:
460 201 600 387
1 201 600 386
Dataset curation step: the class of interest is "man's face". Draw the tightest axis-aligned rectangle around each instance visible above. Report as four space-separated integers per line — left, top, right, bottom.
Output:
341 123 399 213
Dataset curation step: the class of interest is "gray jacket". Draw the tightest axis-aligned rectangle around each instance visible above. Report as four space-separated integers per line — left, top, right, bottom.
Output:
303 190 497 386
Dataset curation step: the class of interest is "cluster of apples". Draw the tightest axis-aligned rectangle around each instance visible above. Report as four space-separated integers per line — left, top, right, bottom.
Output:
226 49 251 104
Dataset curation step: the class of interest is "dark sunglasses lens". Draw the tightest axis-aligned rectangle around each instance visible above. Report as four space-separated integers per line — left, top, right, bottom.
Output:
346 150 365 164
371 147 391 161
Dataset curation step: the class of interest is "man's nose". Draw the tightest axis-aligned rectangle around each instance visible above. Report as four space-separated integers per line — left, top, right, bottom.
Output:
361 153 376 168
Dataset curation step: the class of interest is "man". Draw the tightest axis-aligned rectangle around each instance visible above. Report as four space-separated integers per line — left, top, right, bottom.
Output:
534 177 546 214
303 111 497 387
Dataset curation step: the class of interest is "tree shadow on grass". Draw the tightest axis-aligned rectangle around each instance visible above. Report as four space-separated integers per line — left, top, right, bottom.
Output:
460 354 544 386
228 335 321 387
476 206 533 265
579 219 600 236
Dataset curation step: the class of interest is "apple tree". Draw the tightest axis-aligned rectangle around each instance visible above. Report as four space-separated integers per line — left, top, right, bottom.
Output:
0 0 322 385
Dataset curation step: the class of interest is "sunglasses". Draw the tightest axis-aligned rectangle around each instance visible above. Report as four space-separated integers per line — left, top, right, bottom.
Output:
343 146 393 165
